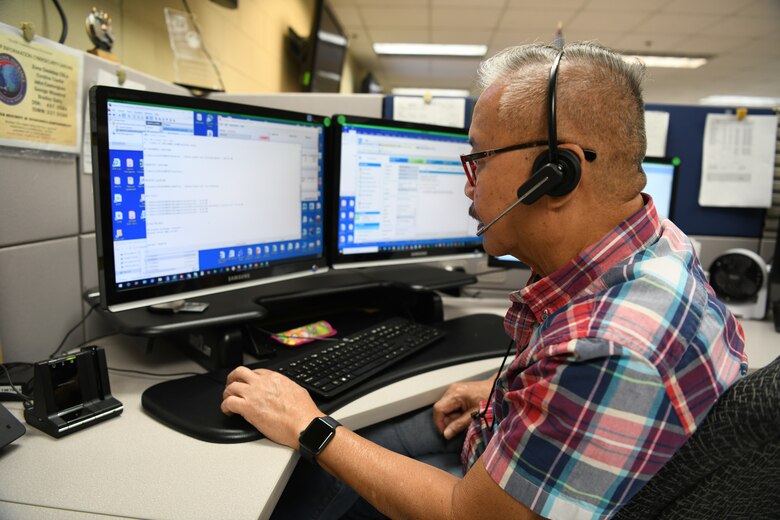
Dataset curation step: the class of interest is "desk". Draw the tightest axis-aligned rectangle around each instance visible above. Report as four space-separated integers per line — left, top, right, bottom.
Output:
1 297 777 519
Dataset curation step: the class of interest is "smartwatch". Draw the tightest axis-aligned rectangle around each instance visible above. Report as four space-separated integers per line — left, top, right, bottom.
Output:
299 415 341 464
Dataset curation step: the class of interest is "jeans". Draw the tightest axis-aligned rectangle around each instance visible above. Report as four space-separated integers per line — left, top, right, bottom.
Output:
270 407 466 520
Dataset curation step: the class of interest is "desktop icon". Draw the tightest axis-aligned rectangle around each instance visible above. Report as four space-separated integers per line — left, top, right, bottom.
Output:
112 158 121 168
141 210 146 219
229 249 235 258
139 176 145 185
115 229 123 238
127 176 135 186
114 194 122 204
128 210 136 220
115 211 123 221
114 176 121 185
126 158 134 168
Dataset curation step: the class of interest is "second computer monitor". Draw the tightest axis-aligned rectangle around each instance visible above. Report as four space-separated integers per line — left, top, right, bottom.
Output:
642 156 678 220
330 115 482 269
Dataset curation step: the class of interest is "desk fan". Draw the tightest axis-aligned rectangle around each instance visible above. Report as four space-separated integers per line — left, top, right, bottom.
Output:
709 248 768 320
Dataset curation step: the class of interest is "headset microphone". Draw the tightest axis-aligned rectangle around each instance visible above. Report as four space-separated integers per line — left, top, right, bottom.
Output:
476 171 560 236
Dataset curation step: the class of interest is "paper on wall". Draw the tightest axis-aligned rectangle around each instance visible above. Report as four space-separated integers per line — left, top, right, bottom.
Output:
392 97 467 128
0 21 83 153
698 113 778 208
644 110 669 157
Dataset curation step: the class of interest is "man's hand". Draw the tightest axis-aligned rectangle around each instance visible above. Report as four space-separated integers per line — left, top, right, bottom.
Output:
433 378 495 440
221 366 322 449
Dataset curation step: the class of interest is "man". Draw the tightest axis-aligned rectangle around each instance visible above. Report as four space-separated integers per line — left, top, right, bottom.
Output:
222 42 747 519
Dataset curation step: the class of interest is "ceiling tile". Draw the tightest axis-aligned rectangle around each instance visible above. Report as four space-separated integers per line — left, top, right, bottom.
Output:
659 0 754 15
498 9 578 32
583 0 663 12
369 28 430 43
332 6 363 29
360 7 430 28
431 30 493 45
704 16 778 37
632 13 724 35
737 0 780 17
565 11 653 33
431 8 503 29
673 34 755 55
507 0 589 9
615 33 687 53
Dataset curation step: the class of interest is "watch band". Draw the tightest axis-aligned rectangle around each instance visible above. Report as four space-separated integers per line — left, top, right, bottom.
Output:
299 415 341 464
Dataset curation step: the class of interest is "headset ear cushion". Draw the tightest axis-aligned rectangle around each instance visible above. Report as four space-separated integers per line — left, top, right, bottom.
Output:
534 148 581 197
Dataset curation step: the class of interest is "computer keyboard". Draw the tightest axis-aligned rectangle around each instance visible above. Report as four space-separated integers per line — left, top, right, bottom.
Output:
271 317 446 399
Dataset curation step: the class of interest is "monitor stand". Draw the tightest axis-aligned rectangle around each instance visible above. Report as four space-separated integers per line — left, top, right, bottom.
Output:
90 289 269 371
362 264 477 291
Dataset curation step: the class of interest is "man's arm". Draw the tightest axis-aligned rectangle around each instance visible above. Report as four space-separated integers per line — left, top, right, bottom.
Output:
221 367 540 520
317 427 540 520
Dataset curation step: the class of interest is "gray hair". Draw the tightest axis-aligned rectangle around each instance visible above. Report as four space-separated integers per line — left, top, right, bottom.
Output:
476 42 648 199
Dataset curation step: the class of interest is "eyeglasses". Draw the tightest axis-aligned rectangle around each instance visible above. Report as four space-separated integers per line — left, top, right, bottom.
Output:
460 141 597 186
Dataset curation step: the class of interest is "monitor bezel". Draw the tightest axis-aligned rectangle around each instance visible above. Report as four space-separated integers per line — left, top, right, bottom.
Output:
90 86 330 312
641 156 679 221
327 114 483 270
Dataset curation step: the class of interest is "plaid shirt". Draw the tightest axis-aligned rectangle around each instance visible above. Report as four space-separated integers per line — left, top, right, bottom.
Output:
462 195 747 519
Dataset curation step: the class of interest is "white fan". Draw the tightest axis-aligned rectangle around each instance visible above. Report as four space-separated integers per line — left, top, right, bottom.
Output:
709 248 768 320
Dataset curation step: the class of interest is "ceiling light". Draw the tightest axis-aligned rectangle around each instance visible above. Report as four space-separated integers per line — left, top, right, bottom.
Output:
699 95 780 108
391 88 471 97
373 43 487 57
623 54 708 69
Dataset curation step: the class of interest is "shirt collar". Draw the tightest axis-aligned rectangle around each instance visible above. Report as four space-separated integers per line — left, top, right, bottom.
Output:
510 194 662 323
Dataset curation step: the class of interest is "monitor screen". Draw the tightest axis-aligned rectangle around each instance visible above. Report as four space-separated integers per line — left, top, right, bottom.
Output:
329 115 482 269
642 156 678 220
90 86 329 311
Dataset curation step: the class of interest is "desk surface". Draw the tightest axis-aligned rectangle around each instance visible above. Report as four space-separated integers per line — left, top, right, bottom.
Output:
1 296 777 520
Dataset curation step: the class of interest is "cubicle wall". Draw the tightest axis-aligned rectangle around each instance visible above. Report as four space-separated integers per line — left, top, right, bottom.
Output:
0 54 191 363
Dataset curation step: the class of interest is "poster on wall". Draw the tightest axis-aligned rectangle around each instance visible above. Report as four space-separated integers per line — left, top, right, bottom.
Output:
0 21 83 154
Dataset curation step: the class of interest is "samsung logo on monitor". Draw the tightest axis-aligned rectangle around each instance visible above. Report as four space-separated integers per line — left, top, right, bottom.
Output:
411 251 428 257
228 273 251 282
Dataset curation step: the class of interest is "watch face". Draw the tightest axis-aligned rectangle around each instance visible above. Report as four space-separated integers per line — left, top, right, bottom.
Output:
300 417 336 453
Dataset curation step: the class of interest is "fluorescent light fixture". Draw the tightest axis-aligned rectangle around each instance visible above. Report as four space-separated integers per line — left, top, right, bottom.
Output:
624 55 708 69
373 43 487 57
392 87 471 97
700 95 780 108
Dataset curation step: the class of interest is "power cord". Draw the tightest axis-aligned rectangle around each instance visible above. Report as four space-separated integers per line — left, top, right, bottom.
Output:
0 362 33 407
49 304 98 359
50 0 68 43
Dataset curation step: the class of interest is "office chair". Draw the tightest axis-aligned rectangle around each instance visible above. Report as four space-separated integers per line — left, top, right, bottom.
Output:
614 355 780 519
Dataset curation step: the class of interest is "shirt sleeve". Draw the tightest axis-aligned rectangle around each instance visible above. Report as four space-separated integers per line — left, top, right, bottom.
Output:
479 339 689 520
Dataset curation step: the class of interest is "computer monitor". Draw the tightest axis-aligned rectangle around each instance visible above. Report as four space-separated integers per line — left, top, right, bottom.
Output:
642 156 678 220
329 115 482 269
90 86 329 312
487 156 679 269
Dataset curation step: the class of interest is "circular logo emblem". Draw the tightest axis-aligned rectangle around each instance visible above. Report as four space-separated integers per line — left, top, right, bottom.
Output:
0 53 27 106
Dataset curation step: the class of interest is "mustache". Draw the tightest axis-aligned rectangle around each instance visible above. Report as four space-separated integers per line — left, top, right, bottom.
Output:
468 204 480 221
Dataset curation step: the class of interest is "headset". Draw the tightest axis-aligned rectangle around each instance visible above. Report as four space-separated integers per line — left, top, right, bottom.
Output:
522 49 582 202
476 49 582 237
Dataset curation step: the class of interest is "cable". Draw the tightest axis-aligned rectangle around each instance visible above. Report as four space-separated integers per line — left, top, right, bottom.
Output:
108 366 225 385
0 363 33 405
49 304 98 359
181 0 226 92
50 0 68 44
108 367 202 378
474 338 515 431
